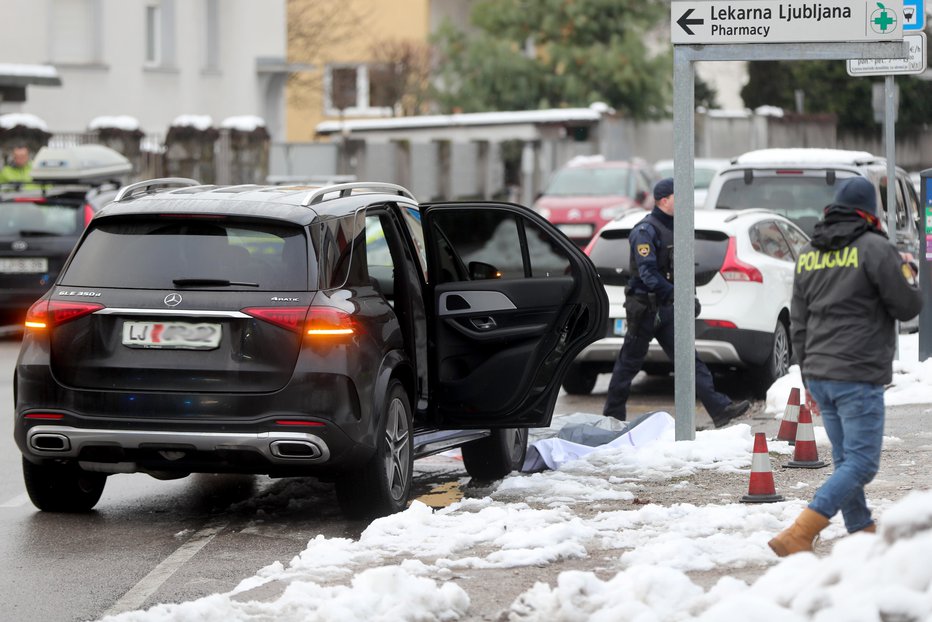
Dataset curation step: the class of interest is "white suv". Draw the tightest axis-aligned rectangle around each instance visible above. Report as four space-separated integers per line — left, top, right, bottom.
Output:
567 209 809 398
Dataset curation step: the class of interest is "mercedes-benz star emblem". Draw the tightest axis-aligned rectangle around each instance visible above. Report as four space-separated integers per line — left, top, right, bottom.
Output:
163 293 183 307
12 240 28 251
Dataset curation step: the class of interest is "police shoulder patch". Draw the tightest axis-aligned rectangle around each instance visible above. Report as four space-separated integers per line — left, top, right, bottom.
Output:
637 244 651 257
901 262 917 285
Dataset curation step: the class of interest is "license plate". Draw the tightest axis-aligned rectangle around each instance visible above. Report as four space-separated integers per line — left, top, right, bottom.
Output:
0 257 48 273
122 321 222 350
613 318 626 336
556 223 594 238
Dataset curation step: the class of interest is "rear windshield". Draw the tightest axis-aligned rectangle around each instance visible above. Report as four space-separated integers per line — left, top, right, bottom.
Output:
587 228 728 287
545 167 631 196
0 199 80 237
61 217 312 291
713 175 850 234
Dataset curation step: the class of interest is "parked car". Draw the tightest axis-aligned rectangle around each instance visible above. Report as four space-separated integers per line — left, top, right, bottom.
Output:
532 157 657 247
653 157 730 207
14 180 607 518
704 148 921 257
0 144 131 325
566 208 809 399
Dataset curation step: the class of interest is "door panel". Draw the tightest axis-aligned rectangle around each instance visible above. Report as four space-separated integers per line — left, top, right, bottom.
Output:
421 202 607 428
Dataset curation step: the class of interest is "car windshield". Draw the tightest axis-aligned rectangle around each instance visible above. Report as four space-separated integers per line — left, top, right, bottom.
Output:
544 167 631 196
60 217 312 291
0 199 79 236
714 176 844 235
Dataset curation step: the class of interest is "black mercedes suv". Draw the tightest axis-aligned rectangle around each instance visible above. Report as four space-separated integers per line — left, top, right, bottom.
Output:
14 179 607 518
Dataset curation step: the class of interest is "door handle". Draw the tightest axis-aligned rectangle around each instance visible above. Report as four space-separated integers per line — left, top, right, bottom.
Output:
470 316 497 331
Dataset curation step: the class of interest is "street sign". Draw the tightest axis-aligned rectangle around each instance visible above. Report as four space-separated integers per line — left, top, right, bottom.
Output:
672 1 905 45
903 0 925 30
848 32 927 75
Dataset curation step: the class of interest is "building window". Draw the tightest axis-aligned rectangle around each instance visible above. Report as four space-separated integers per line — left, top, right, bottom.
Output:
50 0 102 64
145 4 162 65
324 64 394 117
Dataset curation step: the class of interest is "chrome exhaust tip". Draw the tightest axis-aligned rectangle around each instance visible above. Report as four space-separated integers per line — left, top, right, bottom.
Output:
269 440 322 459
30 433 71 452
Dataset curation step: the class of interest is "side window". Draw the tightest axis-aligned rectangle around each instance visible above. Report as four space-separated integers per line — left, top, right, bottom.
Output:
776 221 809 257
750 221 793 261
399 205 428 282
895 177 913 230
365 214 396 300
430 209 572 283
317 211 367 289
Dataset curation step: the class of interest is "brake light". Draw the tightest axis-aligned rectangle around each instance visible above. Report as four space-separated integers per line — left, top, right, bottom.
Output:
274 420 325 427
704 319 737 329
242 306 307 332
775 170 804 175
720 237 762 283
305 307 356 337
24 413 65 420
24 299 104 329
242 306 357 338
83 203 94 227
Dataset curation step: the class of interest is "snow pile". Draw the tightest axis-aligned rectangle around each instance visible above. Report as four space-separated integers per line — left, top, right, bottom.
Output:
88 116 141 132
0 112 48 131
0 63 58 78
220 116 266 132
170 115 213 131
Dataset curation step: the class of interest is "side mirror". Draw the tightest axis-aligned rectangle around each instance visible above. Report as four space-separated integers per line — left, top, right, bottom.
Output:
469 261 502 280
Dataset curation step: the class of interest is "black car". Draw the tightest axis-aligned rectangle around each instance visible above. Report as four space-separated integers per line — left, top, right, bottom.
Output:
0 144 131 325
15 179 607 518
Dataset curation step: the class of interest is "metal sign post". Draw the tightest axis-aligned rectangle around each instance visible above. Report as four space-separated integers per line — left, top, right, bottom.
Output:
670 1 908 441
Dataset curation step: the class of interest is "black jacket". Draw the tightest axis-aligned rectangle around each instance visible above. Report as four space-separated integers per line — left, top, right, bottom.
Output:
626 207 674 303
790 207 922 385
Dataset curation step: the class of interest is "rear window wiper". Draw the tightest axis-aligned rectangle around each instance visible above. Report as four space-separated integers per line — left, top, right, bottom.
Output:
172 278 259 287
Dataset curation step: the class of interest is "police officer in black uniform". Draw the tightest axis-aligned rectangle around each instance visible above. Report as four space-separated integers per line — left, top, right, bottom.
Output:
602 178 750 427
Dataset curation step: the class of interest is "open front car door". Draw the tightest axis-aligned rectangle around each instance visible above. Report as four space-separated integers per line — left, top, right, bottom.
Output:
421 202 607 428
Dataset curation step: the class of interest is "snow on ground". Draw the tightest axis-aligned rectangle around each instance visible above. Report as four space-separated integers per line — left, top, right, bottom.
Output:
100 335 932 622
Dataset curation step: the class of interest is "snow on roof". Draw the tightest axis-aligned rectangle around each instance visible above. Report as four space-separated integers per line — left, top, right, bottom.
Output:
735 148 878 166
705 108 752 119
171 114 214 131
88 115 141 132
0 63 59 79
220 115 266 132
0 112 49 131
754 105 785 117
566 154 606 167
316 107 603 134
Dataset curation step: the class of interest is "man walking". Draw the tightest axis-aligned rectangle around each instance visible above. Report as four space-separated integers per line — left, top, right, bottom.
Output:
769 176 922 556
602 177 750 427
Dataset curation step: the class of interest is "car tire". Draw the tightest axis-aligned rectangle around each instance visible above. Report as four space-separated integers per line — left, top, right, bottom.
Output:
750 320 791 398
461 428 529 481
22 458 107 512
335 379 413 519
561 363 597 395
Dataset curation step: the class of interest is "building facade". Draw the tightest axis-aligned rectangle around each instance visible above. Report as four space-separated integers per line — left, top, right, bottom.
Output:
0 0 289 139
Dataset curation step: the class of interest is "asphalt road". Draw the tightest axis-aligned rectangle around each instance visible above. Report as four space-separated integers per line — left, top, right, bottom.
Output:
0 331 777 622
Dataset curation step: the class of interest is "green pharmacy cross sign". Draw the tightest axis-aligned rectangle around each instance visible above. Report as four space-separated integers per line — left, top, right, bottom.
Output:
872 3 898 33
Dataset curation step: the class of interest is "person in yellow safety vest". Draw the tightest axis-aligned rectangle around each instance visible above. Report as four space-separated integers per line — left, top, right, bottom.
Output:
0 144 34 186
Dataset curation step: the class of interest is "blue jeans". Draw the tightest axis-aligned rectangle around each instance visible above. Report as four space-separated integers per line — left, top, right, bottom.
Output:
806 379 885 533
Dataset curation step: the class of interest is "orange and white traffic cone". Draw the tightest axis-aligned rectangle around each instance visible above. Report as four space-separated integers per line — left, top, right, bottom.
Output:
805 389 821 418
775 387 800 444
785 404 827 469
741 432 785 503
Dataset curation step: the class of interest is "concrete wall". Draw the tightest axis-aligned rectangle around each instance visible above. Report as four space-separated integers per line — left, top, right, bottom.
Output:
1 0 286 138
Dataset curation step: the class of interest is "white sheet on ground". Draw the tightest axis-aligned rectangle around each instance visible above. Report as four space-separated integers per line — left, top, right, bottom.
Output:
521 411 674 472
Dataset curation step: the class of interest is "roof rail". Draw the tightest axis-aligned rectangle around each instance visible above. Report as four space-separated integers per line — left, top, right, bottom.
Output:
301 182 416 207
723 208 785 222
113 178 201 202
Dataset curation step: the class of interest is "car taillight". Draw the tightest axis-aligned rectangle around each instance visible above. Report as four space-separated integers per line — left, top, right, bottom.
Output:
83 203 94 227
242 306 307 332
704 319 737 329
24 300 104 329
720 237 762 283
243 306 357 338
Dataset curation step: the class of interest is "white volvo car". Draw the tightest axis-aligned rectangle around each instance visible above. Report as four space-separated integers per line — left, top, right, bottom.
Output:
566 208 810 398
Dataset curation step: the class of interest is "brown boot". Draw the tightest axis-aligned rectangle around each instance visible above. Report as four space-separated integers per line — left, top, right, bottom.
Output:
768 508 830 557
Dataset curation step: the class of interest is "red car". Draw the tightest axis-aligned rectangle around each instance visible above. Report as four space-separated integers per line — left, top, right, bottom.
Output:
532 158 657 247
